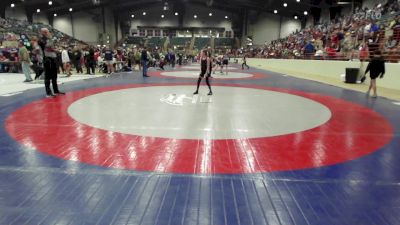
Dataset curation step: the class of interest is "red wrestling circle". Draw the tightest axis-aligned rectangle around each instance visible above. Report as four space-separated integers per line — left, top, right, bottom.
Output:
5 84 394 174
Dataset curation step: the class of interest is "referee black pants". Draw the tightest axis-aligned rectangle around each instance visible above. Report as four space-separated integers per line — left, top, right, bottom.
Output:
44 57 60 95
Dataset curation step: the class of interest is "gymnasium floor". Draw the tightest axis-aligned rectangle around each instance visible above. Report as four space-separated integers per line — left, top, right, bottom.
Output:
0 63 399 225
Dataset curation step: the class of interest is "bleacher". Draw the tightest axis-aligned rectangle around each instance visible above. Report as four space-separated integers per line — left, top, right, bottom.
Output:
147 37 165 49
1 17 87 72
215 38 234 48
243 3 400 63
0 17 86 47
126 36 145 46
170 37 191 47
194 38 211 50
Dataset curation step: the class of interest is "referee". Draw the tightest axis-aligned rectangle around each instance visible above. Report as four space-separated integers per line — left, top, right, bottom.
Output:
38 28 65 97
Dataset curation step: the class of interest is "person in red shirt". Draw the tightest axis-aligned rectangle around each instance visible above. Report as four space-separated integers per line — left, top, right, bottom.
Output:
94 50 100 63
325 44 337 59
359 42 369 61
331 32 339 48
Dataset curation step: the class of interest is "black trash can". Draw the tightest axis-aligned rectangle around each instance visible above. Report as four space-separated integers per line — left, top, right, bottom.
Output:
345 68 359 83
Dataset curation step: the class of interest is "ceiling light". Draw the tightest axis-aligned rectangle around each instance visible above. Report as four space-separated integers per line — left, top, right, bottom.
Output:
304 11 308 15
296 0 300 2
54 13 57 17
175 12 178 16
209 13 212 16
143 12 146 15
69 8 73 12
337 0 351 4
10 3 15 8
294 15 298 19
131 14 134 18
225 16 228 19
283 3 288 7
48 1 52 5
194 15 197 18
161 14 165 18
36 9 40 13
274 9 278 14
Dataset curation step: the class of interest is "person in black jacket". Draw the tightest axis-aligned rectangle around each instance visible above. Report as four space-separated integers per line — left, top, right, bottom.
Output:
73 47 83 73
85 47 95 75
364 50 385 98
38 28 65 97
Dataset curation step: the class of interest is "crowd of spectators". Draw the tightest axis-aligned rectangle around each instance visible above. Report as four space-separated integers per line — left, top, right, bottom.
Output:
0 17 87 47
0 16 232 77
0 16 192 77
6 0 399 79
240 0 400 62
0 17 88 73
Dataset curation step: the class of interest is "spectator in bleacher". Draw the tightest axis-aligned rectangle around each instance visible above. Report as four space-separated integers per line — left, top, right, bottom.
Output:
384 35 399 62
39 28 65 97
8 53 18 72
314 37 324 51
367 38 380 57
359 41 369 61
304 40 316 59
369 20 380 41
385 35 398 49
18 41 33 82
325 43 338 59
390 16 400 42
248 0 400 60
342 33 354 60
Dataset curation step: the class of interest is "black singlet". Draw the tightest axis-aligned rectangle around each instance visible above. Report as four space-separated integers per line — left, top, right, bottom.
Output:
201 58 207 73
